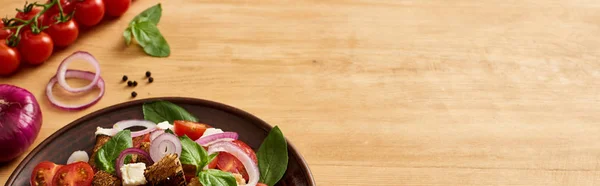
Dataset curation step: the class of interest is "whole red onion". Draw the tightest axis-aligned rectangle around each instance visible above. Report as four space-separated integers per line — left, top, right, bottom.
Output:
0 84 42 162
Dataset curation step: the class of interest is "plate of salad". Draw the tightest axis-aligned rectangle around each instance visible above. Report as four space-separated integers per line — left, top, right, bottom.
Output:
6 97 314 186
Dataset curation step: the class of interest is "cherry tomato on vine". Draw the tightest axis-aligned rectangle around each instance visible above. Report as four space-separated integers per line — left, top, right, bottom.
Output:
45 16 79 47
104 0 131 17
17 30 53 65
0 20 12 40
15 7 41 21
46 0 76 16
74 0 105 27
0 40 21 76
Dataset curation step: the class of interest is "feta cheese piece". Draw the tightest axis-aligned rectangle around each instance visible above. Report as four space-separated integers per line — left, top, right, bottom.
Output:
200 128 224 138
156 121 173 130
120 163 147 186
232 173 246 185
95 127 116 136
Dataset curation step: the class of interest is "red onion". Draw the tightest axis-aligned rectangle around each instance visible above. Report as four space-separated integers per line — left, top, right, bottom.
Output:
46 70 105 110
116 148 154 178
150 133 181 162
56 51 101 93
0 84 42 162
195 132 238 146
149 130 165 141
113 120 157 137
208 141 260 186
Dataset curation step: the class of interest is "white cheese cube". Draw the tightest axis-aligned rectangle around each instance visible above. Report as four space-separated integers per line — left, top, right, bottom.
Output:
120 163 147 186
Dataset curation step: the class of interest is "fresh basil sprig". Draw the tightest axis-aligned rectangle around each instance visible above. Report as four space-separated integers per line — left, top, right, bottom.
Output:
198 169 237 186
95 130 133 174
179 135 210 174
124 3 170 57
257 126 288 186
143 101 198 123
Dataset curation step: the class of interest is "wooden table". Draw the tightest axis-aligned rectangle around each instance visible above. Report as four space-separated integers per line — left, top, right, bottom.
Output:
2 0 600 185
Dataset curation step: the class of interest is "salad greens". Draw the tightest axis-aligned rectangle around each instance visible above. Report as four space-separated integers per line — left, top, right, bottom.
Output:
179 135 210 174
95 130 133 174
143 101 198 123
199 169 237 186
123 3 171 57
257 126 288 186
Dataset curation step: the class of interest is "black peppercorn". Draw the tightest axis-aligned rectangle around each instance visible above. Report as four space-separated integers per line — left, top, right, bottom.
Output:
122 75 128 81
133 81 138 86
131 91 137 97
148 77 154 83
127 81 133 87
145 71 151 77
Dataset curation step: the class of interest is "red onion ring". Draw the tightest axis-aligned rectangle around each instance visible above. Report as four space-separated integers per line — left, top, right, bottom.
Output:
116 148 154 178
113 120 157 137
195 132 238 146
150 133 182 162
46 70 105 110
208 141 260 186
56 51 101 93
150 130 165 141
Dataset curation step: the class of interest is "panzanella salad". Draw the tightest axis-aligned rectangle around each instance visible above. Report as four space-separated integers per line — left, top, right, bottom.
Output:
30 101 288 186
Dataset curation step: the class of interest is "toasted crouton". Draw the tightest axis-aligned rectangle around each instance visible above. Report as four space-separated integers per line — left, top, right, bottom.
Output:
92 171 121 186
187 177 202 186
89 135 111 169
144 153 186 186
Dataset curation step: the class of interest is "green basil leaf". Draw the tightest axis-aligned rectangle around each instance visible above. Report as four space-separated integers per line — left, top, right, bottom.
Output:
130 3 162 25
95 130 133 174
179 135 208 174
207 152 219 164
198 169 237 186
165 128 175 134
257 126 288 186
131 21 170 57
123 27 132 45
143 101 198 124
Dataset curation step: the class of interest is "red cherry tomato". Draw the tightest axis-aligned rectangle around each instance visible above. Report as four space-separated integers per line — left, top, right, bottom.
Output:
0 40 21 76
103 0 131 17
46 0 76 16
15 7 41 21
17 30 53 65
173 120 212 141
74 0 105 27
0 21 12 40
45 17 79 47
216 140 257 181
51 162 94 186
30 161 63 186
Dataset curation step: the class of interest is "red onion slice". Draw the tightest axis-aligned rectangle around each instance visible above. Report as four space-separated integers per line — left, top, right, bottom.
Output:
116 148 154 178
113 120 157 137
46 70 105 110
195 132 238 146
56 51 101 93
150 130 165 141
208 141 259 186
150 133 182 162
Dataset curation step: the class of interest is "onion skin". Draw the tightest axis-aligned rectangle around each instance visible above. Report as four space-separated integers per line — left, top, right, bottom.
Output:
0 84 42 162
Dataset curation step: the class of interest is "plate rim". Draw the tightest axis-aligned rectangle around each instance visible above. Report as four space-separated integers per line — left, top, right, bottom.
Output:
6 97 316 185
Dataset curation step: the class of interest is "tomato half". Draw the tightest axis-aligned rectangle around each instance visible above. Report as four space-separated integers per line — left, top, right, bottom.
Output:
74 0 105 27
173 120 211 141
17 30 53 65
51 162 94 186
103 0 131 17
45 17 79 47
257 183 268 186
216 140 257 181
0 40 21 76
30 161 63 186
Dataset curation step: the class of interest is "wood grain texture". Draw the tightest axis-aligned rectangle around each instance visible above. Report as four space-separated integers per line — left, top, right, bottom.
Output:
2 0 600 185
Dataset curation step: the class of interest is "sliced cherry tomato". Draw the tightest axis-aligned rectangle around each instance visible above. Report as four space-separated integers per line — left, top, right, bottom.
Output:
30 161 63 186
45 17 79 47
173 120 211 141
142 133 151 143
257 183 268 186
51 162 94 186
216 140 257 181
0 40 21 76
0 20 12 40
17 30 53 65
74 0 105 27
103 0 131 17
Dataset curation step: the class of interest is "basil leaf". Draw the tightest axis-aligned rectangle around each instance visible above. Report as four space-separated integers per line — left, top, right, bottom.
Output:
207 152 219 164
130 3 162 25
131 21 170 57
179 135 208 174
257 126 288 186
95 130 133 174
165 128 175 134
143 101 198 124
198 169 237 186
123 27 132 45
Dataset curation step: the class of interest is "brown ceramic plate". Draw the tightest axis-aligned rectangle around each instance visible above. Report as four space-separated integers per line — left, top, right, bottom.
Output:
6 97 314 186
